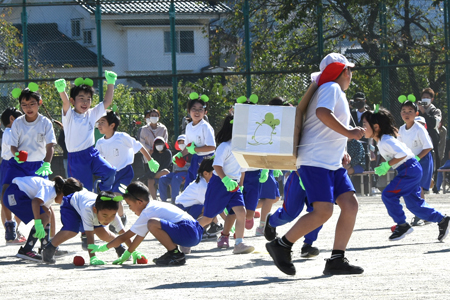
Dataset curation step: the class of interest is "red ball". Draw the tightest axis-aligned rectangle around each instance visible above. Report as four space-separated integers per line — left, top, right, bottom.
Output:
18 150 28 162
137 257 148 264
230 186 239 193
391 225 397 232
73 256 85 266
175 156 186 168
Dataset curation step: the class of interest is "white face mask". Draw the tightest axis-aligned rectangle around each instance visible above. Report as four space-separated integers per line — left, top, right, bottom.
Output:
421 98 431 106
178 144 186 151
155 145 164 151
150 117 159 124
145 118 151 125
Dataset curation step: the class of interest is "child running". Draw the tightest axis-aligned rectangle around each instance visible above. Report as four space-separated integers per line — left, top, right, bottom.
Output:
3 176 82 261
87 181 203 266
42 190 131 265
266 53 364 276
199 114 254 254
173 93 215 188
362 108 450 241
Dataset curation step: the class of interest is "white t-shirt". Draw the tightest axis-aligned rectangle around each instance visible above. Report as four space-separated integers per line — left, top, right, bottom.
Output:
185 119 216 156
175 177 208 207
96 132 142 171
10 114 56 162
398 122 433 156
68 189 123 232
130 201 194 237
1 128 13 160
62 103 106 153
377 135 415 169
297 82 350 170
12 176 56 208
213 140 243 180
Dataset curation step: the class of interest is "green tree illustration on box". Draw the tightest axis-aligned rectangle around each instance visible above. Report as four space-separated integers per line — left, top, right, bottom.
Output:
248 112 280 146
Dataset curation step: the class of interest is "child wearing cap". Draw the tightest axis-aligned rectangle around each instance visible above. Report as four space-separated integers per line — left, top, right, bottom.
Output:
266 53 365 276
158 135 190 203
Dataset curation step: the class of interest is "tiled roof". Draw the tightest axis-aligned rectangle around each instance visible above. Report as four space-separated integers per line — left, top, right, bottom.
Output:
75 0 231 15
14 23 114 68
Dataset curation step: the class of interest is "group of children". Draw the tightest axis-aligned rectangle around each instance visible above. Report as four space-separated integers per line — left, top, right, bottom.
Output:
1 53 449 276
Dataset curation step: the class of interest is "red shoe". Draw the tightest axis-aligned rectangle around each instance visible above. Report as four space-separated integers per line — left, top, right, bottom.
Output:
254 211 261 218
245 218 254 230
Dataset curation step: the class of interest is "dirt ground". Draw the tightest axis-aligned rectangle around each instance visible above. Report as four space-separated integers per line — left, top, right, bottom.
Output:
1 193 450 300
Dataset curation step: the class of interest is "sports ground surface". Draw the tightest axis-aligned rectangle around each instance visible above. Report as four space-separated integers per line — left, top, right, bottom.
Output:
1 193 450 299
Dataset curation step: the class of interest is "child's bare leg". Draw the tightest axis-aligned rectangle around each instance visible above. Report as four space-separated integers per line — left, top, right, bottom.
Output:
219 211 227 222
118 201 124 217
212 216 219 224
246 209 255 220
50 210 56 238
148 179 157 200
232 206 246 239
147 218 176 251
333 191 359 251
1 184 12 221
198 216 213 228
285 202 333 243
49 230 78 247
95 227 116 242
260 197 279 224
222 214 236 235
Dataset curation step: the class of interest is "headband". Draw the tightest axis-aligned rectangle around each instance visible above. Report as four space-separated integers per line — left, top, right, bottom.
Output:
74 77 94 87
189 92 209 102
236 94 258 104
11 82 39 99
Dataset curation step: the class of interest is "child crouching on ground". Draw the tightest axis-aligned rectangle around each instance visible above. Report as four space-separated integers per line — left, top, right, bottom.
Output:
88 181 203 266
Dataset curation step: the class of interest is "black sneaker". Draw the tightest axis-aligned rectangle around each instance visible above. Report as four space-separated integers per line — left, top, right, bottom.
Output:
263 213 277 241
16 247 42 262
115 245 127 257
42 244 56 264
153 250 186 266
265 238 295 275
438 216 450 242
81 233 88 251
389 223 413 241
207 222 223 235
300 243 319 258
323 257 364 275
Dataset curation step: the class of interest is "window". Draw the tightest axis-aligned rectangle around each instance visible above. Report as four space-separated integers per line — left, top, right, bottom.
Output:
164 30 194 53
83 30 92 45
71 19 81 38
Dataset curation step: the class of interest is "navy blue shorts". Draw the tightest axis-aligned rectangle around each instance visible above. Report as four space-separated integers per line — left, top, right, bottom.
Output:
3 159 47 185
203 174 245 218
176 203 204 220
160 219 203 247
3 183 44 224
299 166 355 205
242 170 261 211
259 170 280 199
60 194 103 232
419 152 433 191
112 164 134 193
0 159 9 185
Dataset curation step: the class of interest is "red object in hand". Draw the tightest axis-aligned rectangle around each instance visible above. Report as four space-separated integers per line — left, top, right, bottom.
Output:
73 256 85 266
17 151 28 162
230 186 239 193
137 257 148 264
136 121 142 125
175 156 186 168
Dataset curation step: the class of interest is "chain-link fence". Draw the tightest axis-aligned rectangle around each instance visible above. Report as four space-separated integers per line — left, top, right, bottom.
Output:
0 0 449 157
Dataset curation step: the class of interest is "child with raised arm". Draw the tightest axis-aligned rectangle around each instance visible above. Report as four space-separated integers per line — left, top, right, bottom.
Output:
3 176 82 261
88 181 203 266
42 190 132 265
266 53 365 276
362 108 450 241
3 85 57 244
54 72 117 192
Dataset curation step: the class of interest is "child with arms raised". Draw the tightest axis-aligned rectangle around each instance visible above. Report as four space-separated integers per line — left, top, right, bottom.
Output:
87 181 203 266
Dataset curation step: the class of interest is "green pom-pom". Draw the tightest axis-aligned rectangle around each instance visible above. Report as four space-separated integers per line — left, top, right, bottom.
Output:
398 95 407 103
11 88 22 99
236 96 247 103
28 82 39 92
84 78 94 87
407 94 416 102
74 77 84 86
189 92 199 100
249 94 258 104
200 94 209 102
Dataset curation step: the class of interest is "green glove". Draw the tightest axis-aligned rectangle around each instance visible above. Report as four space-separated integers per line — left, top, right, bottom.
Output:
299 176 305 190
259 169 269 183
105 70 118 85
172 152 183 164
375 161 391 176
240 186 244 193
33 219 46 239
55 79 66 93
148 159 160 173
87 243 109 253
132 251 147 264
14 152 25 164
273 170 283 178
113 250 132 265
186 142 197 155
90 256 106 265
221 176 238 192
415 155 421 162
35 162 53 177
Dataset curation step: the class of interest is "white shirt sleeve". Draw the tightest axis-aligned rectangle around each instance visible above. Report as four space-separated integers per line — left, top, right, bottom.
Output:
316 83 341 112
90 102 107 122
203 123 216 147
123 133 143 153
417 125 433 150
44 118 57 145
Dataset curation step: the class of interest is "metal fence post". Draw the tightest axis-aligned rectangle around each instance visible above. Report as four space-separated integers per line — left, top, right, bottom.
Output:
21 0 28 80
445 0 450 136
95 2 103 101
379 0 389 109
317 1 324 60
170 0 179 139
244 0 251 97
